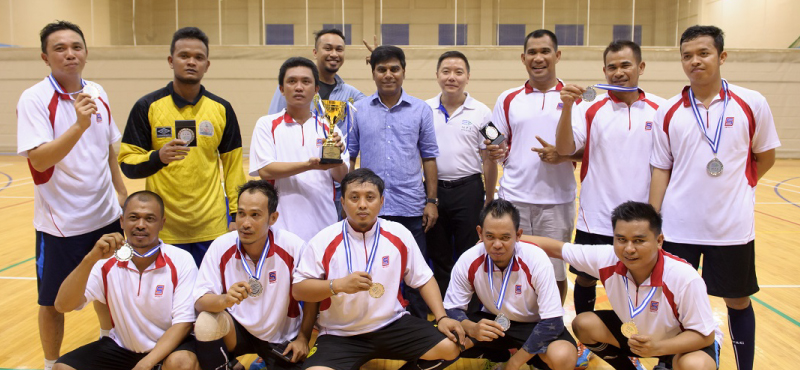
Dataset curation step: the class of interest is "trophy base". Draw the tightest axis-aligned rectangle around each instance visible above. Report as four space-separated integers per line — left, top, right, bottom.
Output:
320 145 343 164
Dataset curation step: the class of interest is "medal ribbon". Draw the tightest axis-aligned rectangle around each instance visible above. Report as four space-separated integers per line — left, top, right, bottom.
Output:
129 240 163 258
47 73 87 96
688 79 729 155
592 84 639 92
486 253 515 311
342 221 381 275
622 276 658 321
237 234 271 282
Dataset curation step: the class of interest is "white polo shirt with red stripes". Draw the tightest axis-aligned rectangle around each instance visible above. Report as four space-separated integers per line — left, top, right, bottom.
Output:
16 77 122 237
249 110 350 242
562 243 723 345
650 83 781 245
443 241 564 323
194 229 305 344
571 91 665 236
293 219 433 336
491 80 576 205
81 243 198 353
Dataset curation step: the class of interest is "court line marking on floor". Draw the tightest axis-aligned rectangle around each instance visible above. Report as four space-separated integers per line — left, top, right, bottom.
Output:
0 171 11 192
0 196 34 199
752 296 800 329
755 210 800 227
0 199 33 211
761 177 800 189
773 177 800 210
0 257 34 274
0 276 35 280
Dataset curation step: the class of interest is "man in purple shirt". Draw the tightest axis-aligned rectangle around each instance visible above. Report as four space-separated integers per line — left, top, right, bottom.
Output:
348 45 440 318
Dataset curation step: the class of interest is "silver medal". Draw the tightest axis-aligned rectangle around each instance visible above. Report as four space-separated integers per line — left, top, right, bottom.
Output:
177 128 195 144
114 243 133 262
581 86 597 102
83 82 100 100
248 277 263 298
495 313 510 331
485 125 499 140
707 157 724 177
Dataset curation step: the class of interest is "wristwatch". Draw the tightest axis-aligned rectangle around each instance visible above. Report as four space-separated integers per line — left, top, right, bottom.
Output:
426 198 439 206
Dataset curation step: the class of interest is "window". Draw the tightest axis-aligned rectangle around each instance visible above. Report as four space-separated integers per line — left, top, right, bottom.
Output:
555 24 584 46
613 25 642 45
439 24 467 45
381 24 409 45
322 24 353 45
498 24 525 46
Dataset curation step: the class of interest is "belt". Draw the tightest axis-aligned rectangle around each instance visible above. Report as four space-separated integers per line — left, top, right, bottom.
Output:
438 173 482 189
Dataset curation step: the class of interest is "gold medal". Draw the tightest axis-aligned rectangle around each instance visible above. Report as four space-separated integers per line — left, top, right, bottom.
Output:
368 282 384 298
621 321 638 338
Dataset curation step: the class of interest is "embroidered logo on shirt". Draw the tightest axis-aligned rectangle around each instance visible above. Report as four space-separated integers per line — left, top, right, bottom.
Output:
382 256 390 267
515 284 522 295
650 301 659 312
156 127 172 138
269 271 277 284
96 113 103 123
557 103 564 110
645 121 653 131
199 120 214 136
316 138 324 147
155 285 164 297
725 117 734 127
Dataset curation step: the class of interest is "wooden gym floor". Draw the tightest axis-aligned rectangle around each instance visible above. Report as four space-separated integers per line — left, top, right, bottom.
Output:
0 156 798 369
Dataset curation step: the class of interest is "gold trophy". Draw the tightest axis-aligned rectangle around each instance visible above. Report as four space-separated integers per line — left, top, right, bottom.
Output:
316 95 349 164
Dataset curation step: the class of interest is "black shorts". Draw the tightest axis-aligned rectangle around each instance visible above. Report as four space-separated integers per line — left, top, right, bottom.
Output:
593 310 719 368
662 239 758 298
36 221 123 306
229 315 301 370
56 335 196 370
460 311 577 369
568 230 613 280
302 314 447 370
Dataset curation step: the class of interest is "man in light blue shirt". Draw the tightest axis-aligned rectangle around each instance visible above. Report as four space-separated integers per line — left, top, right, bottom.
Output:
267 28 365 116
348 45 440 319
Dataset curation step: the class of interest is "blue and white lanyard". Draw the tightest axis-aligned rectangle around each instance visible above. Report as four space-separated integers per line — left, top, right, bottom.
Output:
622 276 658 321
47 73 86 96
593 84 639 93
131 240 163 258
313 98 355 151
237 234 271 281
486 253 515 311
688 79 729 155
342 221 381 275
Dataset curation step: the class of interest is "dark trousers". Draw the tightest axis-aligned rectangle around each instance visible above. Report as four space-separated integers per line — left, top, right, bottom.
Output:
382 215 429 319
425 174 484 298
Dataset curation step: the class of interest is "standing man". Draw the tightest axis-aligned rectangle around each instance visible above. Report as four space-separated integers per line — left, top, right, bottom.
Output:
444 199 577 370
193 180 316 370
491 30 575 302
16 20 128 370
118 27 246 266
268 28 365 114
650 25 780 370
426 51 497 297
250 57 348 242
53 191 200 370
292 168 462 370
348 45 440 318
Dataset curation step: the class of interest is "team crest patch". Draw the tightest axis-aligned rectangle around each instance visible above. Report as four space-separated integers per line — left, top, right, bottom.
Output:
515 284 522 295
156 126 172 138
650 301 659 312
199 120 214 136
95 113 103 123
382 256 390 267
269 271 277 284
645 121 653 131
155 285 164 297
557 102 564 110
725 117 734 127
316 138 324 147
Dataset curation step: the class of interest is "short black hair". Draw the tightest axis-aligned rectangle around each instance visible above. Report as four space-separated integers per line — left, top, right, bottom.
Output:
278 57 320 87
680 25 724 55
369 45 406 71
171 27 209 56
436 50 470 73
523 29 558 52
604 40 642 64
611 201 662 236
40 20 86 54
341 168 385 197
479 199 521 231
123 191 165 219
315 28 346 47
238 180 279 214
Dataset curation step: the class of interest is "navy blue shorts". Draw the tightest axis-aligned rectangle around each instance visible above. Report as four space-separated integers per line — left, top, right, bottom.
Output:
57 335 196 370
36 221 123 306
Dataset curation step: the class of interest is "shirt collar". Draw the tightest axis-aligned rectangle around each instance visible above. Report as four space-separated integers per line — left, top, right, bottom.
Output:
524 79 564 94
483 243 521 273
344 219 381 241
116 240 168 271
370 89 411 109
612 249 666 287
607 89 647 104
235 229 276 261
680 84 728 108
168 81 206 109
